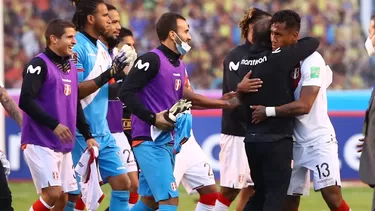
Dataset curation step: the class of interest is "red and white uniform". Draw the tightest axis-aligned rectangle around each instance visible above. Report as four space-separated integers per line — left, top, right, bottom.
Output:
287 52 341 196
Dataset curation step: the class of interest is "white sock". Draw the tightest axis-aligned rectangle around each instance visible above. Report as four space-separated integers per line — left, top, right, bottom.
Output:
129 203 135 209
195 202 214 211
29 207 34 211
213 200 229 211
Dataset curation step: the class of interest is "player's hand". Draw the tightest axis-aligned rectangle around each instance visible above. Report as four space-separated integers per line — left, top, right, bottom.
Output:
222 91 236 100
237 71 263 93
110 51 128 77
121 44 137 68
86 138 99 149
155 110 174 131
0 150 10 177
224 96 240 109
251 105 267 124
54 124 73 143
357 137 365 153
165 99 192 123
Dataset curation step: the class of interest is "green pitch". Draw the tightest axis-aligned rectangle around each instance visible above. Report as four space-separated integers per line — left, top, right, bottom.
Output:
10 182 372 210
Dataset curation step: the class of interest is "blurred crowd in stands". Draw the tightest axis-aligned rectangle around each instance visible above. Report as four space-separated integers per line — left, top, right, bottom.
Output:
3 0 373 89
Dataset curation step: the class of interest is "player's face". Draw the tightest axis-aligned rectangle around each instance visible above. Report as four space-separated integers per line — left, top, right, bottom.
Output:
118 36 135 49
369 20 375 38
270 22 298 50
93 3 111 37
55 27 77 57
174 19 191 44
108 10 121 39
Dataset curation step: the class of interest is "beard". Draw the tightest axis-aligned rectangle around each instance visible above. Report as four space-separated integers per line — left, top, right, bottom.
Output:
94 21 108 37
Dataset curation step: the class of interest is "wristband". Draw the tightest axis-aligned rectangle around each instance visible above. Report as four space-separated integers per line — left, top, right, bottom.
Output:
265 107 276 117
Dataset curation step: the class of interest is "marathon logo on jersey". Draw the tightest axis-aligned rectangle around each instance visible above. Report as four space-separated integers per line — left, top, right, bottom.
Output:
238 174 245 183
64 84 71 96
175 79 182 91
241 56 267 66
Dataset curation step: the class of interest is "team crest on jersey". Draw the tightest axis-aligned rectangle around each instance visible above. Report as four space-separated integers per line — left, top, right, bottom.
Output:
71 53 78 64
64 84 71 96
175 79 182 91
291 67 300 79
291 66 301 90
171 182 177 191
52 171 59 180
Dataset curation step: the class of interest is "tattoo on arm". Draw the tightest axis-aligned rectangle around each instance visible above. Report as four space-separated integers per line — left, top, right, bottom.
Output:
0 88 22 127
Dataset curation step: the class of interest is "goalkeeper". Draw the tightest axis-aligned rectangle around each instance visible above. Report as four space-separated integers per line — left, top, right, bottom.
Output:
119 12 238 211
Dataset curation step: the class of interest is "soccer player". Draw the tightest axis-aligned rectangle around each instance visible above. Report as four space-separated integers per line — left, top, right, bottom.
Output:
119 12 238 211
359 13 375 211
250 10 351 211
0 77 23 211
214 8 270 211
18 19 97 211
104 5 139 210
66 1 132 211
237 15 319 210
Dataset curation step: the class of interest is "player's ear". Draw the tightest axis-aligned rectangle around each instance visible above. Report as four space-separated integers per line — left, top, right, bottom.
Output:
169 30 176 42
87 14 95 25
50 35 58 45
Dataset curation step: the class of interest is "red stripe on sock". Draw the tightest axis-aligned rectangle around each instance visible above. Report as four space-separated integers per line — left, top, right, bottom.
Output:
331 200 350 211
217 193 232 207
74 197 85 210
32 199 50 211
98 194 105 204
129 192 139 204
199 192 218 206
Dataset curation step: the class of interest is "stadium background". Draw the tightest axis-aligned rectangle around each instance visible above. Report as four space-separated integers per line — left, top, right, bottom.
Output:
2 0 375 210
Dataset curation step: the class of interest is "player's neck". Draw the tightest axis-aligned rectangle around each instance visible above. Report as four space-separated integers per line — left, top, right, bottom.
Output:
48 46 65 58
83 25 100 40
161 40 179 55
99 37 109 48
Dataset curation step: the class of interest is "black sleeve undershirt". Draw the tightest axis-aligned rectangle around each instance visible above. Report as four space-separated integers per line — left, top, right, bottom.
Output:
118 52 160 125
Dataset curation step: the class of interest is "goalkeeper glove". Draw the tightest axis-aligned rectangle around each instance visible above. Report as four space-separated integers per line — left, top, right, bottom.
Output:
164 99 192 123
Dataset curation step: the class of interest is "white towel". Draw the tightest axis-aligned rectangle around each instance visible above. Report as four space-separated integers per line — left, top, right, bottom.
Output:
75 147 104 211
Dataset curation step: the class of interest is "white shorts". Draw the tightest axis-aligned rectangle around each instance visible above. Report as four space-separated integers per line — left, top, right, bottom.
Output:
23 144 78 194
219 134 253 189
174 132 215 194
287 140 342 196
112 132 138 173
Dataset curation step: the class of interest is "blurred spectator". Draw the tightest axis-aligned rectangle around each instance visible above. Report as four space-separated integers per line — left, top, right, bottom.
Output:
2 0 370 89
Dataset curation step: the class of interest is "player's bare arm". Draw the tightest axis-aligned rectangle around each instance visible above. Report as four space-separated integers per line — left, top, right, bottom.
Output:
183 88 239 109
0 86 22 127
119 53 173 130
251 86 320 124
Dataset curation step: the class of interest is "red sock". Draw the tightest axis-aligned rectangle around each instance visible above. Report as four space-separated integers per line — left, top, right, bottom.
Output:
31 197 52 211
199 192 218 206
217 193 232 207
331 200 350 211
74 197 86 211
129 192 139 205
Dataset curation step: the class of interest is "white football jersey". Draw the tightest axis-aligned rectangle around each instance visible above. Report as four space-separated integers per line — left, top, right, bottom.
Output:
293 52 336 146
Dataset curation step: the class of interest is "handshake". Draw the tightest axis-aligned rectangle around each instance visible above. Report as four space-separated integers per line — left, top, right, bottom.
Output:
155 99 192 130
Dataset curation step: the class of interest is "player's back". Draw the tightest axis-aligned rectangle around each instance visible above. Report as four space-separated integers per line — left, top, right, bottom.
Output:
293 52 335 145
73 32 112 137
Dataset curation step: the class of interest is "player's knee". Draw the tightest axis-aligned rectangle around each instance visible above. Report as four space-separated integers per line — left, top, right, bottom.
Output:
128 171 139 192
283 195 300 210
141 196 158 210
67 193 80 202
42 187 63 205
321 186 343 209
159 197 179 206
219 186 240 202
109 173 131 191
